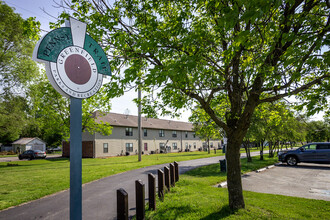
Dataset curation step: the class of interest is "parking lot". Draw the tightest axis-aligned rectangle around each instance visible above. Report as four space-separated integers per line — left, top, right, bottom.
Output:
242 163 330 201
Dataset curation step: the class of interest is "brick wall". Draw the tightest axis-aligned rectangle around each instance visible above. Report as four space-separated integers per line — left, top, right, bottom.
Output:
62 141 94 158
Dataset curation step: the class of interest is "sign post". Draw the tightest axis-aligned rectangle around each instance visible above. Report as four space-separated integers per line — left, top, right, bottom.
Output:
70 97 82 219
33 17 111 219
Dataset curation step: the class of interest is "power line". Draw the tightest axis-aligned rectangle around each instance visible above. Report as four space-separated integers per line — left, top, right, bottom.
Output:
5 1 54 21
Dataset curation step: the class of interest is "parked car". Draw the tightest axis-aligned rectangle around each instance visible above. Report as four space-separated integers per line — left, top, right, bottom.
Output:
18 150 47 160
278 142 330 166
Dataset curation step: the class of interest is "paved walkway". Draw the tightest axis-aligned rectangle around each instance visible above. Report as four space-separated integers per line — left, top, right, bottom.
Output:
1 153 242 220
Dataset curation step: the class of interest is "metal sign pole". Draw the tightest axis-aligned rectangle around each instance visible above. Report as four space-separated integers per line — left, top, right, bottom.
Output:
70 97 82 220
33 17 111 220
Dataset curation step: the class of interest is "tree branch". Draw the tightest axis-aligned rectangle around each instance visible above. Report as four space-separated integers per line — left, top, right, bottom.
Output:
259 74 330 103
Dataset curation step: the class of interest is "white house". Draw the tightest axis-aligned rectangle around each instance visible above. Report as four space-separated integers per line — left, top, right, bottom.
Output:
12 138 47 153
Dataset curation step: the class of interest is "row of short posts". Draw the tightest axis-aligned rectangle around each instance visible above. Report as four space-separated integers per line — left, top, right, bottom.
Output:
117 161 179 220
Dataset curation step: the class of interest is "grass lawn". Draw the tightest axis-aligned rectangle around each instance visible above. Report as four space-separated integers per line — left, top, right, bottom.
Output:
145 156 330 220
0 150 228 210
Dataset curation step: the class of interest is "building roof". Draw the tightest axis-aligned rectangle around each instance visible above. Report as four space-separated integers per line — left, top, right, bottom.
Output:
94 112 193 131
12 137 46 145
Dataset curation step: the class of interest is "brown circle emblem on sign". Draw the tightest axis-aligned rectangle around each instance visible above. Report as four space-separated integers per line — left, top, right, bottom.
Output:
64 54 91 85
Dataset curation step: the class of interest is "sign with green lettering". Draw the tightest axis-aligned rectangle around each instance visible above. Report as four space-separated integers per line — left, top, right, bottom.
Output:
33 18 111 99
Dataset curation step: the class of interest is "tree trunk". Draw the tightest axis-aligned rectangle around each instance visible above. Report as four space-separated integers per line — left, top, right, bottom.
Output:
260 141 264 160
243 141 252 162
207 138 210 154
226 135 245 210
269 142 274 157
247 147 251 162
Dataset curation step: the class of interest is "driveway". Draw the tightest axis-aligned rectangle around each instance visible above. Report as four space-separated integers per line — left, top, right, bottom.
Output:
241 163 330 201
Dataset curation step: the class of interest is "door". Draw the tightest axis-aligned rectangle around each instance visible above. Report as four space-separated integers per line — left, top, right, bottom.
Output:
315 144 330 162
299 144 317 162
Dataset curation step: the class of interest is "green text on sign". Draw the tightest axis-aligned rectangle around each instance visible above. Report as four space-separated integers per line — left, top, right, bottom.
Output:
84 35 111 76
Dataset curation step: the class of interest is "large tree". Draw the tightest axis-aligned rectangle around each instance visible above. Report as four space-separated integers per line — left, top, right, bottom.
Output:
305 120 330 142
0 1 39 96
58 0 330 210
0 94 29 144
0 1 40 144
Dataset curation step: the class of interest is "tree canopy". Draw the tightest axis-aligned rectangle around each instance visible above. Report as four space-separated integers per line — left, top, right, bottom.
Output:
57 0 330 210
0 1 40 144
0 1 40 96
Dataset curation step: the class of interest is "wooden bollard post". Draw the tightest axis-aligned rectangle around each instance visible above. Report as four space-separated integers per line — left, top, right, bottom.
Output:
117 188 128 220
135 180 145 220
164 166 170 192
174 161 179 182
170 163 175 187
148 173 156 210
157 169 164 199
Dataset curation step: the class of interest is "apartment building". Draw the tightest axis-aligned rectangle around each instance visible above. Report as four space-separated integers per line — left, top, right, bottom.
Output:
63 112 221 158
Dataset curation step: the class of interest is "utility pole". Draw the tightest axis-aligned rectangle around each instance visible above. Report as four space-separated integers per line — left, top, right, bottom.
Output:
138 80 142 162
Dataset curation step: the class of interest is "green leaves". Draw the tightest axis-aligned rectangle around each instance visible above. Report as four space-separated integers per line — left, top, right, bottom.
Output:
0 2 40 96
22 17 40 40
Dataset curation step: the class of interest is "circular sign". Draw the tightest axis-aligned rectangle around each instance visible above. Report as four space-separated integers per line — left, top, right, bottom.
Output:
33 18 111 99
51 46 102 98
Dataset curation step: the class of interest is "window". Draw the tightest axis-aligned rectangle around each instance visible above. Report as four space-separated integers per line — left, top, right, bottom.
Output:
144 143 148 151
306 144 317 150
103 143 108 153
172 143 177 150
159 129 165 137
317 144 330 149
125 127 133 136
185 131 188 138
193 143 196 149
143 129 147 137
159 143 165 151
193 133 196 138
210 142 214 148
126 143 133 152
172 131 177 137
185 143 188 149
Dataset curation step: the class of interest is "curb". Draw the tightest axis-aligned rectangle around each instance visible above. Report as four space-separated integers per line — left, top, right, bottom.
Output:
217 163 279 188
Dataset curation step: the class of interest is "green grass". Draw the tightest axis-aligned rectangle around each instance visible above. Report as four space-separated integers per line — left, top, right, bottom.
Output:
47 151 63 155
0 151 226 210
145 156 330 220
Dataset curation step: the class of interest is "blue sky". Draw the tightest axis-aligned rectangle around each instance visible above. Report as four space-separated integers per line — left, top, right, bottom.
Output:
4 0 63 33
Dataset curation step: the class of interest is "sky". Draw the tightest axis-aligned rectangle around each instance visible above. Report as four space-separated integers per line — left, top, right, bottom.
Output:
4 0 325 122
4 0 191 122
